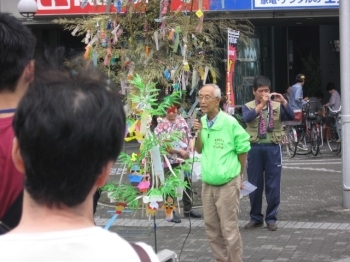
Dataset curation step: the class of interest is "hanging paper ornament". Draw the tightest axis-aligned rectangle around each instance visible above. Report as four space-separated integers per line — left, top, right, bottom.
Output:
115 202 127 214
107 20 112 30
145 45 150 55
100 29 106 43
173 82 180 91
84 45 91 60
183 61 190 71
146 203 158 216
103 45 112 66
168 29 175 41
173 32 180 53
111 55 117 65
154 31 159 51
85 30 90 44
137 176 150 193
163 69 171 80
71 26 79 36
92 51 98 67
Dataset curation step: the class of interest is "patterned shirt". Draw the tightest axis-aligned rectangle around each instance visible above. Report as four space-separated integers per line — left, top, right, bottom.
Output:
154 115 191 165
328 90 341 112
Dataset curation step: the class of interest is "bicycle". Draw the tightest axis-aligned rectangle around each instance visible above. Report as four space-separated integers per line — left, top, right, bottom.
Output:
325 106 341 155
285 102 322 157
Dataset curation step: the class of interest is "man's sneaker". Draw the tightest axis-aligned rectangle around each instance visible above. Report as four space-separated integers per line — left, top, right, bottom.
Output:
184 210 202 218
297 144 308 150
267 222 277 231
244 221 264 229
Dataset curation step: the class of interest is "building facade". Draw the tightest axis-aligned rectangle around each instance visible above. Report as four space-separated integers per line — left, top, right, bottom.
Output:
4 0 340 105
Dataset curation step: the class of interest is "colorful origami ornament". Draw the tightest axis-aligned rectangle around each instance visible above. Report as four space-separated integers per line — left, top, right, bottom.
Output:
161 196 176 221
115 202 127 214
137 175 150 193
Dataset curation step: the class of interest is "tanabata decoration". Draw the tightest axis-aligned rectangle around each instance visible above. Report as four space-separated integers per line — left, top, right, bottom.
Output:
54 0 253 222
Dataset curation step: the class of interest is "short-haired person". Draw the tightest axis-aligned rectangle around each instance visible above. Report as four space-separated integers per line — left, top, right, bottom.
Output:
324 82 341 112
289 74 308 110
0 64 159 261
192 84 250 262
242 76 294 231
0 13 36 233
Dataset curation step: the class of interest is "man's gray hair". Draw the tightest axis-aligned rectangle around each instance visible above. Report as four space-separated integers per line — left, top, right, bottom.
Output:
203 83 221 98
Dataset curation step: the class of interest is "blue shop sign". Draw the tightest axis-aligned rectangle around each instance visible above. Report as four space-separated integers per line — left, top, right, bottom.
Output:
210 0 339 11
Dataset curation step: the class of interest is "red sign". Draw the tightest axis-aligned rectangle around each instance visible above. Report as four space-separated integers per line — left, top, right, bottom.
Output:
226 29 240 112
170 0 210 12
36 0 209 16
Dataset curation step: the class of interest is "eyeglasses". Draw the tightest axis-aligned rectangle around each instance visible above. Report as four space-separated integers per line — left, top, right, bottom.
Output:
197 96 216 102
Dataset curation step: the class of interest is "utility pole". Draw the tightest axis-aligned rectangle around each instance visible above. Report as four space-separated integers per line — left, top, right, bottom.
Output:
339 1 350 208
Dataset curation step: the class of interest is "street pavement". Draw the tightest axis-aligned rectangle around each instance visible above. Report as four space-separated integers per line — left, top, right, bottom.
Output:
94 142 350 262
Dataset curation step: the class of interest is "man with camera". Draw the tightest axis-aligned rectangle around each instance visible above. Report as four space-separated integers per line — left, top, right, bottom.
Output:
242 76 294 231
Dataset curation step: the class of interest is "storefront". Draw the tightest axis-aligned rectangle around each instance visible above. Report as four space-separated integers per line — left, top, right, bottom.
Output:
5 0 340 105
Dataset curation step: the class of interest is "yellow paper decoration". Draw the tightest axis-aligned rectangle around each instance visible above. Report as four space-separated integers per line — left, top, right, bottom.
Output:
196 10 203 18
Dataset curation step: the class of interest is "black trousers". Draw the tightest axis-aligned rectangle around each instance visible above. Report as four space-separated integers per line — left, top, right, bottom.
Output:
164 163 193 212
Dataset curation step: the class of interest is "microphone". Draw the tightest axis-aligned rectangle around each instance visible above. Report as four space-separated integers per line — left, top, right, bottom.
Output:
192 110 203 138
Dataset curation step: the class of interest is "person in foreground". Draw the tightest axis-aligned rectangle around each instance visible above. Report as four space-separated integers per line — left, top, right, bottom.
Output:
242 75 294 231
193 84 251 262
0 64 159 261
0 13 36 233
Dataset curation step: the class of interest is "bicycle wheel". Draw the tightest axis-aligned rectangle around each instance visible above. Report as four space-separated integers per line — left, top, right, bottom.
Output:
310 126 320 156
326 125 341 154
285 126 297 158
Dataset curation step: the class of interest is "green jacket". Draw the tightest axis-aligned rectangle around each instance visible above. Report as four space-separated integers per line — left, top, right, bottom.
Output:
200 111 251 186
245 100 284 144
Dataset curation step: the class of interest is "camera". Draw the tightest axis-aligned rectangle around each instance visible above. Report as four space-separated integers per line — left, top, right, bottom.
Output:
269 94 275 100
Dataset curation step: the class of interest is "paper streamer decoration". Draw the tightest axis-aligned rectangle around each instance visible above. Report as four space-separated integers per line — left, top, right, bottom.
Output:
203 66 209 85
92 51 98 67
71 26 79 36
150 145 165 183
154 31 159 51
140 110 150 135
85 30 90 44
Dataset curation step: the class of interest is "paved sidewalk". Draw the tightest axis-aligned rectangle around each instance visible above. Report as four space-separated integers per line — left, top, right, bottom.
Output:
95 144 350 261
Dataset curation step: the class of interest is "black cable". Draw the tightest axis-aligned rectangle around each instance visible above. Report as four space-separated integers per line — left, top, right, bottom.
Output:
178 132 198 262
153 214 157 253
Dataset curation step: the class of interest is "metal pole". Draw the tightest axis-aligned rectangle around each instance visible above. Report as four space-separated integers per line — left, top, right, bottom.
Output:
339 1 350 209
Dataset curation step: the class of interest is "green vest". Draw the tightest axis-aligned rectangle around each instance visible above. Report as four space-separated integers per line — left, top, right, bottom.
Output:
245 100 284 144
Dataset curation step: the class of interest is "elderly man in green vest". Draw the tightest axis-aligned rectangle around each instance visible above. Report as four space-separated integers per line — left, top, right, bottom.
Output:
243 75 294 231
193 84 250 262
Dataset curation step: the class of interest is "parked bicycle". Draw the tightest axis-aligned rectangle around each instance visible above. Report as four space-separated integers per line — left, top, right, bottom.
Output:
325 106 341 155
282 101 322 158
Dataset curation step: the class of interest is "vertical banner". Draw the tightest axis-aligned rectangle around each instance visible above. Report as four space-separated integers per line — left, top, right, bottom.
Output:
226 29 240 114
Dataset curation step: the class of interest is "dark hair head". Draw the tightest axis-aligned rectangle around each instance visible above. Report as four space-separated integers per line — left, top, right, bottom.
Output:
326 82 336 91
0 13 36 91
13 63 126 208
295 74 305 83
253 75 271 91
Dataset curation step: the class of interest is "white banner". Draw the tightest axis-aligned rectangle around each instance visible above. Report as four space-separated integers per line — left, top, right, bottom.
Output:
254 0 339 9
